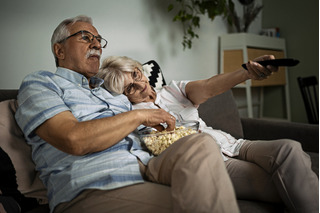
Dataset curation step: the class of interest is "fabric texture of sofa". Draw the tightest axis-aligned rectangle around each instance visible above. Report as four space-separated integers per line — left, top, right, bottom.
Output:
0 61 318 212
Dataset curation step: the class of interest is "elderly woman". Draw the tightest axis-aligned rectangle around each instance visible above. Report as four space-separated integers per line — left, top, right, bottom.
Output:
97 56 318 213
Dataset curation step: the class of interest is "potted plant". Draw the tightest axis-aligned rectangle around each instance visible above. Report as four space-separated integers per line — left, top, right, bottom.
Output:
168 0 263 49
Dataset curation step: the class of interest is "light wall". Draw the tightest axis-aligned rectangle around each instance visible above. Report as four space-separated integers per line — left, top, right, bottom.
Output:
0 0 230 88
2 0 314 123
0 0 264 87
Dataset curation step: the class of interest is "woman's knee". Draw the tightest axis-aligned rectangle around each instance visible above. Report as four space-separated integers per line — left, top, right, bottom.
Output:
275 139 304 154
240 139 307 169
270 139 313 170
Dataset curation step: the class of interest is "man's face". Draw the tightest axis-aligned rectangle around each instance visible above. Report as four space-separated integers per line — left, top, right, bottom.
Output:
56 22 103 78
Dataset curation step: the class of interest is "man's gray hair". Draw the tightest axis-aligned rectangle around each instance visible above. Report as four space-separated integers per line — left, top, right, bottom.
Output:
51 15 93 67
96 56 143 94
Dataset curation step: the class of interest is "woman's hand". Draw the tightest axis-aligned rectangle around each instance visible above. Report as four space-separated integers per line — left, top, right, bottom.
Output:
136 108 176 131
244 55 279 80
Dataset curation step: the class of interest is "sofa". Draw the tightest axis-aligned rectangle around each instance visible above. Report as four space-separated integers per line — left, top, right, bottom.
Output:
0 87 318 212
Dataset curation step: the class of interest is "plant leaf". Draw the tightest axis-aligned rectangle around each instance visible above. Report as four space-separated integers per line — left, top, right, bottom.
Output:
168 4 174 12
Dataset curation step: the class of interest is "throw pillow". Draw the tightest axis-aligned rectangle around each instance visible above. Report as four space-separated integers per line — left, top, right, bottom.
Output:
142 60 166 90
0 100 47 202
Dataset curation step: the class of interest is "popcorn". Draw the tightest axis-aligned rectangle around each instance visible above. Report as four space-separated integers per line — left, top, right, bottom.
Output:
142 126 198 155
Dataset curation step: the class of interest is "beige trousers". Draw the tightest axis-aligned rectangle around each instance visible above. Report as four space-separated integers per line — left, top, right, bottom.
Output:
228 139 319 213
54 134 318 213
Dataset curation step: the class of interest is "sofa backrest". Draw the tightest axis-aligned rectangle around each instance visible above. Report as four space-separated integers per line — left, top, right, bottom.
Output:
0 90 19 102
198 90 244 139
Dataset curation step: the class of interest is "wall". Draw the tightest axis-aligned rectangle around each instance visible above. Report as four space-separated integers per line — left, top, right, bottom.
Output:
1 0 313 123
0 0 264 87
262 0 319 123
0 0 229 89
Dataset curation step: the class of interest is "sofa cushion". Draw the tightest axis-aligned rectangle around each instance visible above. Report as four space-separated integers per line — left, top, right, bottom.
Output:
0 100 47 203
198 90 244 139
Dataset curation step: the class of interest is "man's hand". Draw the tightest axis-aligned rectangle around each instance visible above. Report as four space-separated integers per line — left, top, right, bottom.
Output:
244 55 279 80
137 108 176 131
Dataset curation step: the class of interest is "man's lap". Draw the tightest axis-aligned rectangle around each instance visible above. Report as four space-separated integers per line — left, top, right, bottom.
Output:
54 182 173 213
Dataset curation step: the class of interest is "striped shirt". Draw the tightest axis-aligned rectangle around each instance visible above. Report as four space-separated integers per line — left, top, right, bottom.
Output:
15 67 152 212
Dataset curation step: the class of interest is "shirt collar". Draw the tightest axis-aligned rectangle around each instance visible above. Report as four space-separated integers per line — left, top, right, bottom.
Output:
55 67 104 89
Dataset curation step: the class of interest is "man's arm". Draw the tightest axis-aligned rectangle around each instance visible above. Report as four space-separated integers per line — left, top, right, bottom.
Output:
185 55 277 105
36 108 175 156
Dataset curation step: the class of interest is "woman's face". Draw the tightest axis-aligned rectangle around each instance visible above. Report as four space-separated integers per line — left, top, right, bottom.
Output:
122 68 154 104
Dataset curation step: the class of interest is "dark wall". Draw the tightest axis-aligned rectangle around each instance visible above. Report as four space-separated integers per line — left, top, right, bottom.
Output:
262 0 319 123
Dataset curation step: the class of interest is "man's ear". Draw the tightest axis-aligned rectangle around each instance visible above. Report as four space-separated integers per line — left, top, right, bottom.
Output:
53 43 65 60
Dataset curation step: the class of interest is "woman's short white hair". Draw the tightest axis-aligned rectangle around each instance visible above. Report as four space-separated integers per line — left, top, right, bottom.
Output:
97 56 143 94
51 15 93 67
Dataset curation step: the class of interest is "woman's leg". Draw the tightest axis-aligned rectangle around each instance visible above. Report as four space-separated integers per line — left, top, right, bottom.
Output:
145 133 240 213
239 139 318 213
225 158 282 203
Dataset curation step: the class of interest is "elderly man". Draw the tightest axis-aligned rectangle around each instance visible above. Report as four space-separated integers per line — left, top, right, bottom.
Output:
15 15 318 213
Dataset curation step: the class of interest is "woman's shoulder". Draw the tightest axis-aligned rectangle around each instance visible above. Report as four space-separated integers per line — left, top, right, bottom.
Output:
163 80 191 97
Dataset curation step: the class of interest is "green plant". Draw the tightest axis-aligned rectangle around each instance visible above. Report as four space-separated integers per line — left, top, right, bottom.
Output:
168 0 234 49
168 0 262 49
229 0 263 32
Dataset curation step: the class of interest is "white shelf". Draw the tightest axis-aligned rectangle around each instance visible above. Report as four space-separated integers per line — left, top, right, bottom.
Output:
219 33 291 120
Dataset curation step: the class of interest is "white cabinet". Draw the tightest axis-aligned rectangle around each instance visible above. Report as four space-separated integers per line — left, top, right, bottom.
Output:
219 33 290 120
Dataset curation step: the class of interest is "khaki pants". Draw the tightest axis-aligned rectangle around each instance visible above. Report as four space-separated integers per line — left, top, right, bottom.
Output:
54 134 318 213
228 139 319 213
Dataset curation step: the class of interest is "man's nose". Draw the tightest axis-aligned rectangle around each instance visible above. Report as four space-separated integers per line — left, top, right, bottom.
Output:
90 38 101 50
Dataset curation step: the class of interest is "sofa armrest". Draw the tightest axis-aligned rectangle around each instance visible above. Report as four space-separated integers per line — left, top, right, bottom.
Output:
241 118 319 153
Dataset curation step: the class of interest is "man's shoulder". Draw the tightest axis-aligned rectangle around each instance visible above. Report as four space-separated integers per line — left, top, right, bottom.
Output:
24 70 55 79
20 70 56 86
19 70 61 97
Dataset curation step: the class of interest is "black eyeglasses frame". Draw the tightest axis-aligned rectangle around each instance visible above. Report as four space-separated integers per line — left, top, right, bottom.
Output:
58 30 108 48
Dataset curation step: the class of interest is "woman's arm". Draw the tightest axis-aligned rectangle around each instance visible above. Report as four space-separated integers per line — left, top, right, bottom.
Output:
35 108 175 156
185 55 277 105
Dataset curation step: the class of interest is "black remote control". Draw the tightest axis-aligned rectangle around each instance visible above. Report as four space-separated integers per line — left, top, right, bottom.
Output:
242 58 300 70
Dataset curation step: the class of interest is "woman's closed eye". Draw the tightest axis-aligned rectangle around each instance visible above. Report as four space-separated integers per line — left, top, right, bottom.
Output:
133 70 142 81
123 69 144 95
124 83 135 94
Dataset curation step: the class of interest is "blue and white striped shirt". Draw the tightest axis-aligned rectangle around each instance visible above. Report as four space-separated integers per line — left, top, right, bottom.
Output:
15 67 152 212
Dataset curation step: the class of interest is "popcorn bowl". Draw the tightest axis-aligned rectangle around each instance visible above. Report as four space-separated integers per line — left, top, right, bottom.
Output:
138 120 199 155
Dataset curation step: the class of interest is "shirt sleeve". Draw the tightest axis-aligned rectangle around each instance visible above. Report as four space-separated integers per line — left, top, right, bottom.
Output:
167 80 190 97
165 80 199 108
15 71 70 140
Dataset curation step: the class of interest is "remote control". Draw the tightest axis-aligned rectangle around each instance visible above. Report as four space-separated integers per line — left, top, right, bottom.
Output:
242 58 300 70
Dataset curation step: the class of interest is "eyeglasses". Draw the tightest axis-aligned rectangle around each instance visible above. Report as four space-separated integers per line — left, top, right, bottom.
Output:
59 30 108 48
123 68 144 95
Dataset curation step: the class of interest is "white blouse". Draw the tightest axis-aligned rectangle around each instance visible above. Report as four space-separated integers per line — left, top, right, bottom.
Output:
133 80 246 161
